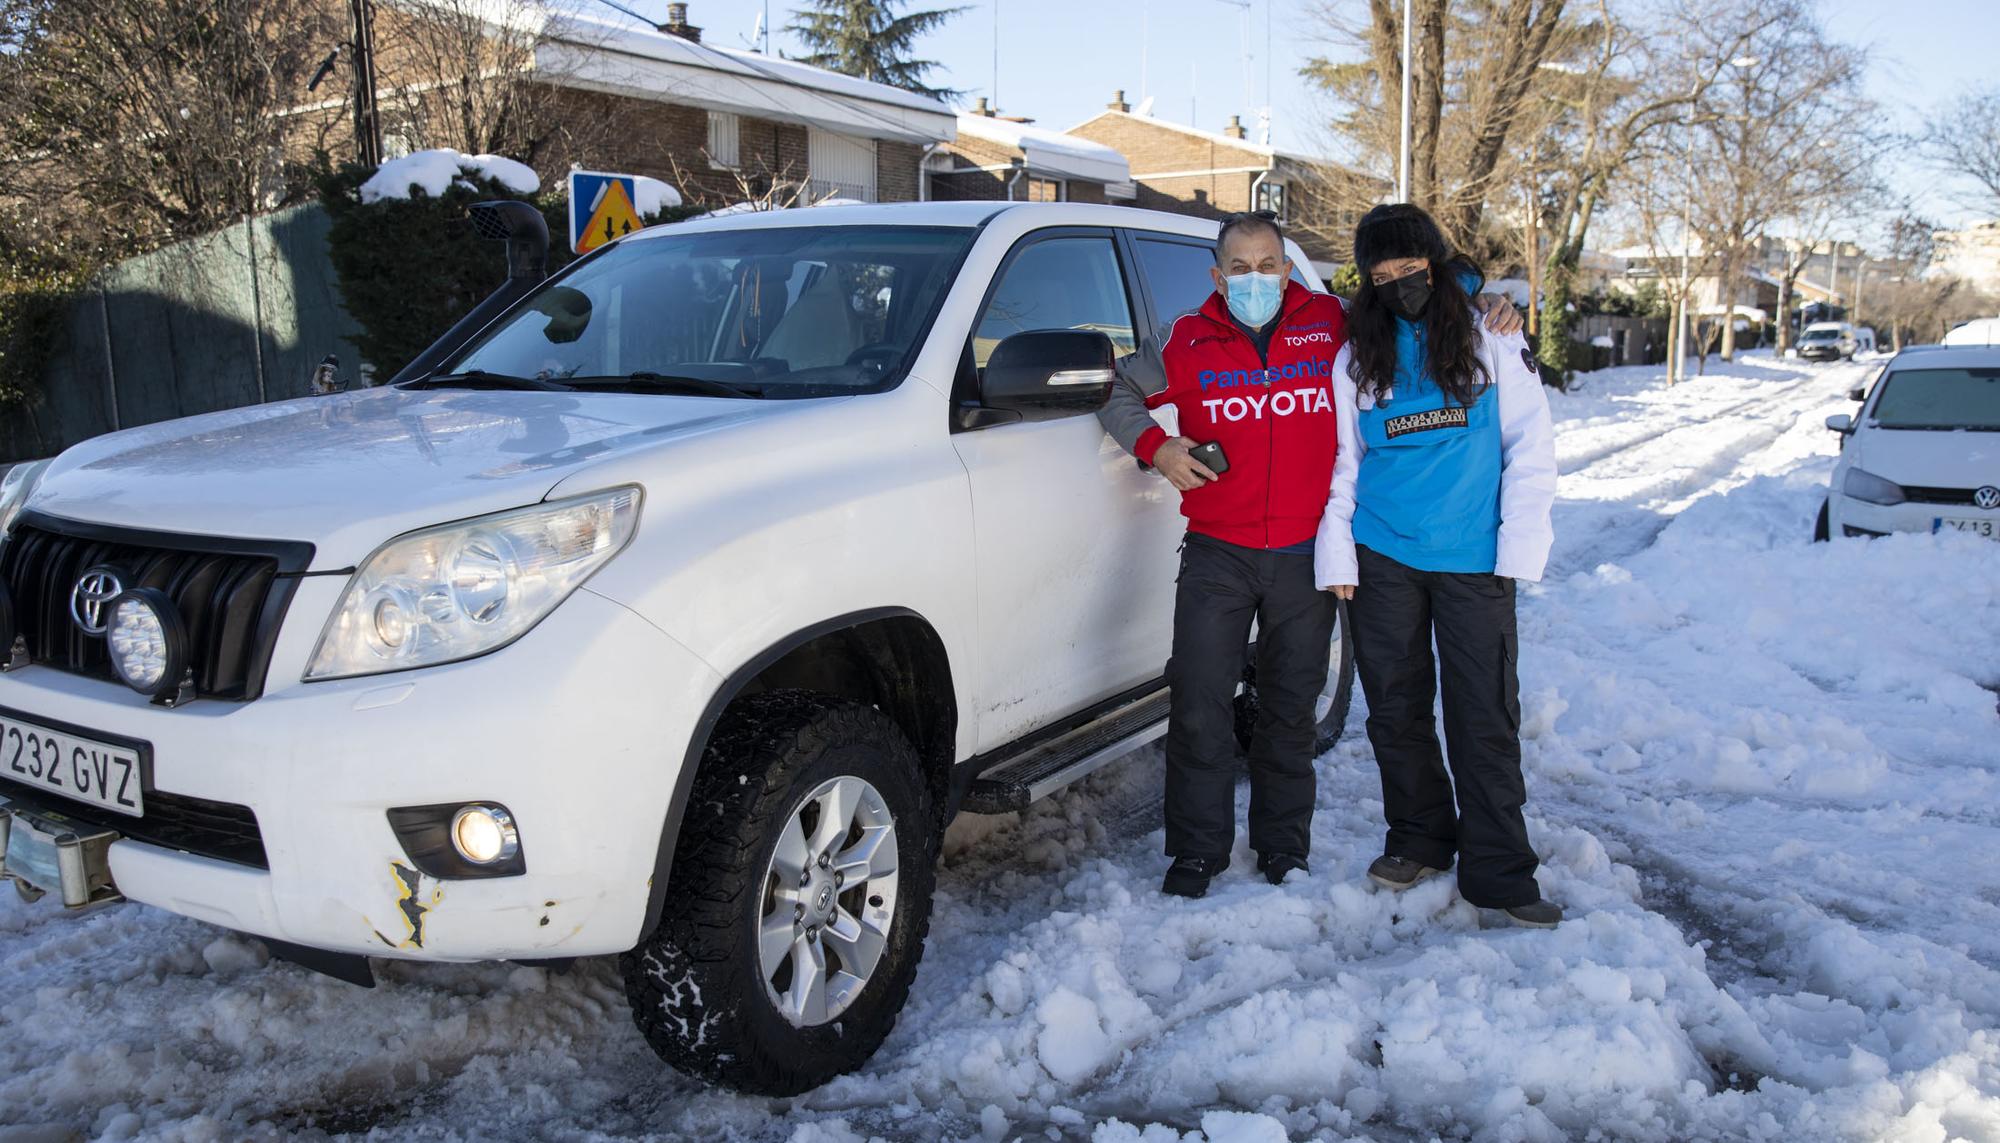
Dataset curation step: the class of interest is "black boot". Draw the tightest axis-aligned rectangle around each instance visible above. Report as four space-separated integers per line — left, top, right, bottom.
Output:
1162 855 1230 898
1256 852 1309 885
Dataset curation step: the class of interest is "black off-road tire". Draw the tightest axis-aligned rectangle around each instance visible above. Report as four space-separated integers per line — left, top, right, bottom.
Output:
621 689 938 1095
1233 596 1357 755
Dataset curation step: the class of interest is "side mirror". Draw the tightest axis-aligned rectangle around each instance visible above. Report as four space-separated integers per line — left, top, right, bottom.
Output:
1825 413 1853 434
978 329 1116 423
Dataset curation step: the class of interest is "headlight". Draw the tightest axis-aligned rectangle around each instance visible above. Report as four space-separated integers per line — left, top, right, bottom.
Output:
306 486 641 681
0 459 53 537
1842 467 1905 506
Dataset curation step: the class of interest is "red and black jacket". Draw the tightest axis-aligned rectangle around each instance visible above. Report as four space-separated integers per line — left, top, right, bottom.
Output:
1136 280 1347 549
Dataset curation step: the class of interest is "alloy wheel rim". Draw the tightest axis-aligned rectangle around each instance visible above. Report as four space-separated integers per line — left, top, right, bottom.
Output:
757 774 900 1027
1315 623 1346 724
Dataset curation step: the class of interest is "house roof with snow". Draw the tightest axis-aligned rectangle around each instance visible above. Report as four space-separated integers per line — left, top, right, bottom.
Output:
951 113 1130 185
1063 108 1327 171
534 9 956 145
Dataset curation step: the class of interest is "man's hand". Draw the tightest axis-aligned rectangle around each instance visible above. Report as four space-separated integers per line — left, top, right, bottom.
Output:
1324 584 1355 600
1475 293 1524 336
1153 436 1219 491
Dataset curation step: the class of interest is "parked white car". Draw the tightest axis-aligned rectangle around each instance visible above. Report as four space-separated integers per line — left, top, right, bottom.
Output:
1818 345 2000 541
1799 321 1859 362
0 201 1354 1094
1943 317 2000 347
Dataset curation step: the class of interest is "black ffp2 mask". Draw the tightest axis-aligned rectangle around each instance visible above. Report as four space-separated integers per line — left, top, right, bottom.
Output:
1382 268 1433 321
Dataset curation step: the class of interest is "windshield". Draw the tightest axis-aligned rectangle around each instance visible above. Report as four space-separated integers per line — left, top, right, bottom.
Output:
443 225 976 397
1801 329 1841 341
1869 367 2000 430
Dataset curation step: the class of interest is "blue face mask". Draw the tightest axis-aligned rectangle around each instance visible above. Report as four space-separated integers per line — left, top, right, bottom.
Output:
1224 271 1283 328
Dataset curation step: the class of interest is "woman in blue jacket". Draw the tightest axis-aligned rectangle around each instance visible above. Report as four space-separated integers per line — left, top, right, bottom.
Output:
1313 203 1561 927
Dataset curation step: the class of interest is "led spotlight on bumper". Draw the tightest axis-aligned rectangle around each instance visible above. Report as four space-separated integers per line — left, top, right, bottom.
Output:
386 801 527 878
105 588 192 703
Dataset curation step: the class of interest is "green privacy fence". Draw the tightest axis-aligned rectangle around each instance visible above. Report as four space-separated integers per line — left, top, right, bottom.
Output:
0 203 364 463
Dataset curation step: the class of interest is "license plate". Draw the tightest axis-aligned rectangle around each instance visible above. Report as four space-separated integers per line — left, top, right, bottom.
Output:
1934 516 1999 540
0 709 146 816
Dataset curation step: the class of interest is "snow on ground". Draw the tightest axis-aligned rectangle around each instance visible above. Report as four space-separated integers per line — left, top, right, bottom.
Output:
4 354 1998 1141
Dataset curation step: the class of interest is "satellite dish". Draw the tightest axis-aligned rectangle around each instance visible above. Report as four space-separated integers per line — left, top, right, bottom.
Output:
1134 95 1157 117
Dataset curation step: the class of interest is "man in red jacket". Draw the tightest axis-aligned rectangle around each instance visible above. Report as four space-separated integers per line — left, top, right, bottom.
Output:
1099 212 1518 897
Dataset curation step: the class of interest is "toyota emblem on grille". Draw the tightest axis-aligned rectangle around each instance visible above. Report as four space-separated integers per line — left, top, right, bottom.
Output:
69 566 125 636
1976 486 2000 511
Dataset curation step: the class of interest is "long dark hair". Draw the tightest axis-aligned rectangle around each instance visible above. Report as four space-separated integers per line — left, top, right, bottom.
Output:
1346 204 1489 406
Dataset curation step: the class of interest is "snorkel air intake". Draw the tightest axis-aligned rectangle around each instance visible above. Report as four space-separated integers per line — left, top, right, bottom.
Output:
389 200 552 385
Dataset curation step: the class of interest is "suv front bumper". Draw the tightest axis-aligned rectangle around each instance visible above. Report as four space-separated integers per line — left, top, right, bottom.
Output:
0 586 718 961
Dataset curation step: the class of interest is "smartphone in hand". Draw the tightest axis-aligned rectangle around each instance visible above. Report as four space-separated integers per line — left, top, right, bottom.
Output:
1188 440 1229 476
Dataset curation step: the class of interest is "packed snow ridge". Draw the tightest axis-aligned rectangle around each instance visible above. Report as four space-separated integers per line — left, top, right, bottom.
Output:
2 354 1996 1141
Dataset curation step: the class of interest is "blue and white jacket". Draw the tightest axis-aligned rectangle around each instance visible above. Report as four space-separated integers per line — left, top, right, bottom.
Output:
1313 317 1557 586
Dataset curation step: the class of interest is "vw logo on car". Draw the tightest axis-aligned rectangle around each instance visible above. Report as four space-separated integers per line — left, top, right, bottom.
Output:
1975 486 2000 511
68 566 126 636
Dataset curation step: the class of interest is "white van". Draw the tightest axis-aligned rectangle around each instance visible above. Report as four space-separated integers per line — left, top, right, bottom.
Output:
1799 321 1858 362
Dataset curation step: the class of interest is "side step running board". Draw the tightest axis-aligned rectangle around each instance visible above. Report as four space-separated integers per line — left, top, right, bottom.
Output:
961 688 1169 814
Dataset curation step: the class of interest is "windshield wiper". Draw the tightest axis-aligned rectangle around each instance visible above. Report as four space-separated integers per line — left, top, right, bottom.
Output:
566 372 761 398
403 369 574 392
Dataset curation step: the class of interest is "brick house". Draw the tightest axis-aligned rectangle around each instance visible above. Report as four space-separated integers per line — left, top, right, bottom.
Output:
1065 94 1365 272
369 2 956 208
927 99 1131 204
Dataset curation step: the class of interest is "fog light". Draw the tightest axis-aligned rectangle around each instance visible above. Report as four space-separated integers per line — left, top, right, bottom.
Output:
450 804 518 865
106 589 189 700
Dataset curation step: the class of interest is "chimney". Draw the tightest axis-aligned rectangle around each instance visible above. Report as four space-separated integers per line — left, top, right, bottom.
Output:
973 96 994 117
1224 114 1246 140
659 3 701 42
1109 89 1130 112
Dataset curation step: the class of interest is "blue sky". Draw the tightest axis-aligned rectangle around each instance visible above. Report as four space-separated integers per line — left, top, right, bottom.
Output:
695 0 1992 230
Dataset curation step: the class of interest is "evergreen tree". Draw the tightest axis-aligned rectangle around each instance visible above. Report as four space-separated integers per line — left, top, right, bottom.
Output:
786 0 966 101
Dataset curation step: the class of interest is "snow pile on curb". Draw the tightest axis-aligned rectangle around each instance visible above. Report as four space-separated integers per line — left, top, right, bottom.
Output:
358 148 540 203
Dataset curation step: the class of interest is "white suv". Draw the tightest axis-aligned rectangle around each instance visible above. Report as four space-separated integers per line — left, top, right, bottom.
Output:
0 202 1354 1094
1818 345 2000 541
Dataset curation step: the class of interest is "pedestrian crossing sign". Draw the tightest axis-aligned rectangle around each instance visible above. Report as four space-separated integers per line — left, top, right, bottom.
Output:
568 170 644 255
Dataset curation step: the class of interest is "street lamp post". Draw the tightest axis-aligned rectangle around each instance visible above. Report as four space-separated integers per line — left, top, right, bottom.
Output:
1398 0 1412 203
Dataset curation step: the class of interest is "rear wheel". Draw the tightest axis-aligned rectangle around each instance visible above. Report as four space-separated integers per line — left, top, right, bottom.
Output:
622 690 937 1095
1233 595 1356 755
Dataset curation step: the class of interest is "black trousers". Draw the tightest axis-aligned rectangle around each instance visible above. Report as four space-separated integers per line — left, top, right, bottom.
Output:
1350 545 1539 908
1164 534 1339 859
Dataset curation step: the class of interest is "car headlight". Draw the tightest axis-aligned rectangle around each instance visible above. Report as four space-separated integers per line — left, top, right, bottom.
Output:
1842 467 1905 506
0 459 53 537
305 486 641 681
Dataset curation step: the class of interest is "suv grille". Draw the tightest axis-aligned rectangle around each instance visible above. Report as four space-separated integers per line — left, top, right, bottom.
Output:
0 515 313 701
1903 485 1978 506
0 776 267 868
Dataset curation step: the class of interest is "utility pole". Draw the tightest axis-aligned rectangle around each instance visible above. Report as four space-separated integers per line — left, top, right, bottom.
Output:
350 0 382 168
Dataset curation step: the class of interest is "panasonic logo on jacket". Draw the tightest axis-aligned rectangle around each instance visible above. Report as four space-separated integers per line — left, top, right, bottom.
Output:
1196 359 1334 389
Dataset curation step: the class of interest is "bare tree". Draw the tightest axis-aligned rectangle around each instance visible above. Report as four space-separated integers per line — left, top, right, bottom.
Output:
1918 87 2000 216
371 0 608 172
0 0 345 257
1517 0 1780 374
1302 0 1570 251
1676 0 1874 362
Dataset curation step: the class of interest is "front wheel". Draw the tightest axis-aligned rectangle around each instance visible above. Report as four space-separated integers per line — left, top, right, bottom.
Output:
622 690 937 1095
1813 499 1830 543
1234 595 1357 755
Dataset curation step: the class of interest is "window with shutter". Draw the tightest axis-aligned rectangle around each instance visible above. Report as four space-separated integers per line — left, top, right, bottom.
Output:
807 129 878 202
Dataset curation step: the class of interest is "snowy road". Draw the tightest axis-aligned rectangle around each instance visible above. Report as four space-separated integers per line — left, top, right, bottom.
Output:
5 355 1999 1142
